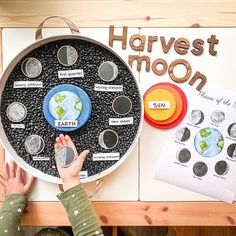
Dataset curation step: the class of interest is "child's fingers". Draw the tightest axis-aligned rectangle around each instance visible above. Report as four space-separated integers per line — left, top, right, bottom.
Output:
16 164 22 178
3 162 9 180
56 137 63 149
24 175 36 193
0 175 7 186
65 135 74 146
54 143 59 152
9 161 16 178
74 150 89 168
59 134 67 145
65 135 78 154
77 150 90 161
21 167 25 180
56 136 62 146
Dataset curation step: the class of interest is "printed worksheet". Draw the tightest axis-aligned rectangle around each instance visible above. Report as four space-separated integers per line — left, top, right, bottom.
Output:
154 84 236 203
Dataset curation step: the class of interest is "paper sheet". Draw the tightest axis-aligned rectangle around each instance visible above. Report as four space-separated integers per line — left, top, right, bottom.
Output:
154 84 236 203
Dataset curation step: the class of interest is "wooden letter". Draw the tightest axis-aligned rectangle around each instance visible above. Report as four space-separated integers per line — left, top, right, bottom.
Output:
191 39 204 56
174 38 190 55
168 59 192 83
128 55 150 72
189 71 207 91
160 36 175 53
152 59 167 76
207 35 218 56
147 36 158 52
129 34 146 51
109 25 128 49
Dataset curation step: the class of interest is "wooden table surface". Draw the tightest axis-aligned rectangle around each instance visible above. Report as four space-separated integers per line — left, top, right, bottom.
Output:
1 0 236 227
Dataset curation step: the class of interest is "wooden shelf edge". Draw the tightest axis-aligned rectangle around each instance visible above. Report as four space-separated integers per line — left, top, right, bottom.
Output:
0 201 235 226
1 1 236 28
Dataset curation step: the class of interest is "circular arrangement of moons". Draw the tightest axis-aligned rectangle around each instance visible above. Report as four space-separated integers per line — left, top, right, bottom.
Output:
0 36 142 182
112 95 132 115
214 160 229 176
57 45 78 66
193 161 208 177
21 57 42 78
98 129 119 149
228 123 236 138
175 127 191 142
176 148 191 163
98 61 118 82
189 109 204 125
211 110 225 124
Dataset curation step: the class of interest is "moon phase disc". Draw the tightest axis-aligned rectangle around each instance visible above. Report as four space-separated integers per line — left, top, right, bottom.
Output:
176 148 191 163
214 160 229 175
21 57 42 78
98 61 118 82
57 45 78 66
112 95 132 115
24 135 45 155
175 127 191 142
228 123 236 138
6 102 27 122
99 129 119 149
189 110 204 125
193 161 208 177
211 110 225 124
55 145 75 167
227 143 236 158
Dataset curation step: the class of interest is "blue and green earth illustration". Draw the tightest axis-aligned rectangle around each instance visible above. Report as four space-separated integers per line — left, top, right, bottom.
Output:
194 127 224 157
49 91 82 120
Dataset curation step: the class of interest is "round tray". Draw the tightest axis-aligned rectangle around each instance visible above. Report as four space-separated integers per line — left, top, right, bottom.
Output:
0 33 143 184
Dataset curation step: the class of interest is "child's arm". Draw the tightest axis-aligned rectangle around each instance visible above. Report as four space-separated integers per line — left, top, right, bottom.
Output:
0 194 27 235
57 183 103 236
0 161 35 236
55 134 104 236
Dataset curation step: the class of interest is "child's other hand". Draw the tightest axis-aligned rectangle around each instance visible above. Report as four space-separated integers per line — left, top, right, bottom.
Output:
0 161 35 195
55 134 89 191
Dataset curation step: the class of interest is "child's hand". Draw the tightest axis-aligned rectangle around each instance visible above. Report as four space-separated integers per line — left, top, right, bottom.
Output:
55 134 89 191
0 161 35 195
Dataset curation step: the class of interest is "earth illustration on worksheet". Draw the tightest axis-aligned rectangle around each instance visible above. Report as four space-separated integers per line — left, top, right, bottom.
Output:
49 91 82 120
194 128 224 157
